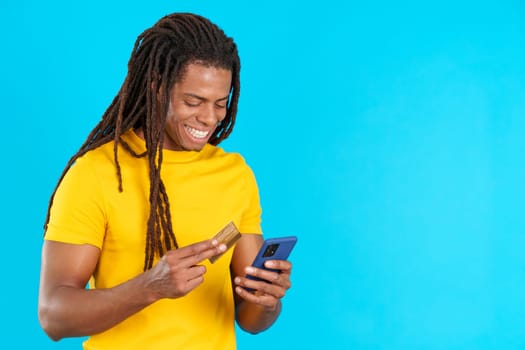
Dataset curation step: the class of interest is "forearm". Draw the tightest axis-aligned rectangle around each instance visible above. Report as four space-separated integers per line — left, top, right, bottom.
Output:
39 239 224 341
39 271 158 341
235 299 282 334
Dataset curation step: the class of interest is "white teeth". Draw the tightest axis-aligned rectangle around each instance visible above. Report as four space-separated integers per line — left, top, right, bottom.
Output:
185 126 209 139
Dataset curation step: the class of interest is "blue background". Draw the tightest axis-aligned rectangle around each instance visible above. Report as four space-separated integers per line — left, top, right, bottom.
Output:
1 0 524 349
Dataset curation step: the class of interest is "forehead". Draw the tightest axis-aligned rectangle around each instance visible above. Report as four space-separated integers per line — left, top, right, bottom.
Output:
175 63 232 93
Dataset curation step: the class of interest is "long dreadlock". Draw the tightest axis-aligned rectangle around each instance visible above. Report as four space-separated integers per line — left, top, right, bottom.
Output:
44 13 241 270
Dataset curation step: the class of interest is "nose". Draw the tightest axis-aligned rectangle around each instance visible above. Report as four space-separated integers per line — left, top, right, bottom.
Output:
196 104 221 126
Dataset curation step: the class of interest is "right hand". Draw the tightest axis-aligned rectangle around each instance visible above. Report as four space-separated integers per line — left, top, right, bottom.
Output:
145 239 226 300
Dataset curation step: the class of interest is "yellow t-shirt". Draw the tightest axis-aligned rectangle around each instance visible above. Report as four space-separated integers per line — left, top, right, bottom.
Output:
45 130 263 350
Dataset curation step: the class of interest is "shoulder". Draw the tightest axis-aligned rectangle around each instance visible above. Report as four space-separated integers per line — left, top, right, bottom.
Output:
61 141 120 191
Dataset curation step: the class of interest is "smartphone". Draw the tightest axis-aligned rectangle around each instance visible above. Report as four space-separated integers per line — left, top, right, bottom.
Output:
245 236 297 290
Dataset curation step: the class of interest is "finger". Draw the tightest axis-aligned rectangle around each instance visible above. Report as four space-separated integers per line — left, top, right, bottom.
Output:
176 274 206 297
166 265 208 297
245 266 292 291
177 239 220 258
264 260 292 273
234 284 281 309
181 265 207 281
235 275 288 299
185 272 206 290
245 266 281 285
180 243 227 266
235 275 268 292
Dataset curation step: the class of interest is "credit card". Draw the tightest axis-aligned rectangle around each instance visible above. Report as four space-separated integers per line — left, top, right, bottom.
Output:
209 221 242 263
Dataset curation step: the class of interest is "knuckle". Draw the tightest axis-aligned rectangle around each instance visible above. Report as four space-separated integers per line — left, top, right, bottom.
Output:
263 298 276 308
196 251 210 263
240 287 251 298
261 283 272 295
188 244 200 255
169 264 179 274
268 299 278 308
188 241 208 255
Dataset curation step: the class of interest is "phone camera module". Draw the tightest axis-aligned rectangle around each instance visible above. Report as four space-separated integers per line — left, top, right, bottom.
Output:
263 244 279 257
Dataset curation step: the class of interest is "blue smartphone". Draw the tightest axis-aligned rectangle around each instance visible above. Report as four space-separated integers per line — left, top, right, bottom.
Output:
245 236 297 290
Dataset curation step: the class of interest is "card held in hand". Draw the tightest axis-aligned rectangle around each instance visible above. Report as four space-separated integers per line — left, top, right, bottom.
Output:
209 221 242 263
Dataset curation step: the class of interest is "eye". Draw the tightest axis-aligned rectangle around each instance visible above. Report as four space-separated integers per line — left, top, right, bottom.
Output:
215 103 227 109
184 100 201 107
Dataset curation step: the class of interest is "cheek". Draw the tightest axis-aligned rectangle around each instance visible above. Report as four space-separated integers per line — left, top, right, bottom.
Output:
217 110 228 122
164 109 184 136
165 105 186 127
167 103 193 123
165 118 184 137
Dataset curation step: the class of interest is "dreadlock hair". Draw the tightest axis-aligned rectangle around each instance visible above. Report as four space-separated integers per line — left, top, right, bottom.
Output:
44 13 241 270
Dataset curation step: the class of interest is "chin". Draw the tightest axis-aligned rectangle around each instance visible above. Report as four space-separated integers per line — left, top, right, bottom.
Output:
184 143 206 151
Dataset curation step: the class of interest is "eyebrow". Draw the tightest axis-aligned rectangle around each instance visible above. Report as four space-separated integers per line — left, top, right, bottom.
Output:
184 93 229 102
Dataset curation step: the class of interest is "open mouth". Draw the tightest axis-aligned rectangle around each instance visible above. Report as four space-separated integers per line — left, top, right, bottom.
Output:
185 125 210 140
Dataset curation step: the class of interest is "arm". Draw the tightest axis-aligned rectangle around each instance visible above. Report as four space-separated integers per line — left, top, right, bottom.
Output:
38 239 226 341
230 234 293 334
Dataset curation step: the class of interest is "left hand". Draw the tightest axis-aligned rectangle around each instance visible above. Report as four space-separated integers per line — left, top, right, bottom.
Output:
233 259 292 310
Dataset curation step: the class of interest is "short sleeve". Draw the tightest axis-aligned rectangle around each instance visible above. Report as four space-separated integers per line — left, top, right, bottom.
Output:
45 156 107 248
238 164 263 234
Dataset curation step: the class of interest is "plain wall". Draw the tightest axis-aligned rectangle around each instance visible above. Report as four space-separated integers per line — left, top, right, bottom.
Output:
1 0 524 348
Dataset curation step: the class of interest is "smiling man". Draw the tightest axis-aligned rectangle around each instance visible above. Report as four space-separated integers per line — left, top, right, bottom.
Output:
38 13 293 350
148 63 232 151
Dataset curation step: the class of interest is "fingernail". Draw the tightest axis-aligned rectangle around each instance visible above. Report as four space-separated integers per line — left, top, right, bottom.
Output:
219 244 227 252
265 261 276 268
211 239 218 246
234 277 241 284
245 267 255 274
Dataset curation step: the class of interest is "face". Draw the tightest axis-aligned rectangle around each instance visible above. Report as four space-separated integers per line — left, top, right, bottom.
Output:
163 62 232 151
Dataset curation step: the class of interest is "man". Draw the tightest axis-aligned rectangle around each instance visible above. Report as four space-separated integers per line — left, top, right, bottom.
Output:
38 13 293 349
